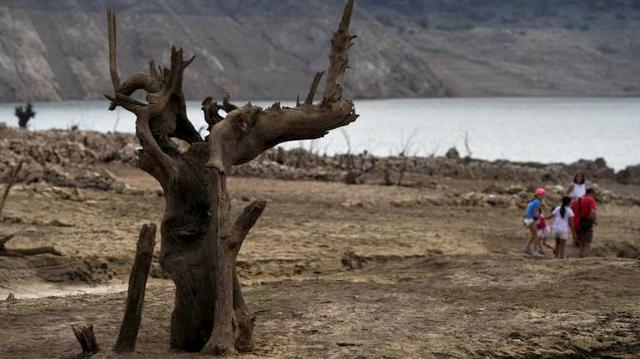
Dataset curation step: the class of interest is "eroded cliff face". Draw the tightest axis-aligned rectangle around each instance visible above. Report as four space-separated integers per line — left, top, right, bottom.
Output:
0 0 639 101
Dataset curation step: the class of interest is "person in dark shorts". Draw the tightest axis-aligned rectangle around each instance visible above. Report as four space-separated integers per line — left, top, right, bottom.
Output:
571 188 597 258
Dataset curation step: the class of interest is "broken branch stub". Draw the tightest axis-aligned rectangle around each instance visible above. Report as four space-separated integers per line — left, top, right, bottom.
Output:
114 223 157 353
71 324 99 356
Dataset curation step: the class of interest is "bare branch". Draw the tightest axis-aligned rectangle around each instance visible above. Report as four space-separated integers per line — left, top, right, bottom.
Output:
165 46 194 92
340 128 352 155
136 110 178 177
118 73 162 97
0 231 62 256
149 59 159 79
104 93 146 114
207 102 357 173
222 91 238 113
107 8 120 90
463 130 473 158
205 0 358 174
0 246 62 257
0 160 23 221
106 10 162 111
231 200 266 250
0 233 15 247
304 71 325 105
105 9 184 177
399 128 418 156
322 0 355 105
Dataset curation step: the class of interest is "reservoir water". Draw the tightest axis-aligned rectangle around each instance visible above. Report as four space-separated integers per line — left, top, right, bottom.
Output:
1 97 638 170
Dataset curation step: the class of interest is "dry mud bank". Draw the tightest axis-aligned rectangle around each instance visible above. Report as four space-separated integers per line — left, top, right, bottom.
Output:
1 257 639 358
1 166 639 358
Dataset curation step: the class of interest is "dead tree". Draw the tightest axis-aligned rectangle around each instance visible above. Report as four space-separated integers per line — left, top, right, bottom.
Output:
105 0 358 354
114 223 157 353
15 102 36 129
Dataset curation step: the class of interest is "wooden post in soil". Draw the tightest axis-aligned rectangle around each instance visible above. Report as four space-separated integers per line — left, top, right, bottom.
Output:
71 324 99 357
105 0 358 354
114 223 157 353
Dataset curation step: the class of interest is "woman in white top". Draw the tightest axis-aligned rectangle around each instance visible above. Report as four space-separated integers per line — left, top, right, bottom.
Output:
552 196 575 258
566 172 586 199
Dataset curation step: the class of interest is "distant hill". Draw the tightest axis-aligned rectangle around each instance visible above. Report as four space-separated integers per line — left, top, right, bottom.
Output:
1 0 639 101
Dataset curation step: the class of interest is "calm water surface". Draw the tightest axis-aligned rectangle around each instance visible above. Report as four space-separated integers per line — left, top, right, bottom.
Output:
1 98 638 170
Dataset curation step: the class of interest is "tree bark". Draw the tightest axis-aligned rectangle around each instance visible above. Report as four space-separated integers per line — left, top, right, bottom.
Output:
114 223 157 353
105 0 356 354
71 324 99 357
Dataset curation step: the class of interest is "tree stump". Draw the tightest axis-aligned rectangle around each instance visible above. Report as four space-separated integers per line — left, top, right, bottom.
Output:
71 324 99 357
105 0 358 354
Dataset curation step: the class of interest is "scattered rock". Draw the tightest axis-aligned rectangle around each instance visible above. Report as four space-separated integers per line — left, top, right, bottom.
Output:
48 219 75 227
341 250 367 270
1 124 637 206
616 242 640 259
616 164 640 185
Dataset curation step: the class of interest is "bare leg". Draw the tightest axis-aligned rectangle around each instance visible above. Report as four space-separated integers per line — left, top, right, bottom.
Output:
532 227 541 253
525 226 537 253
556 238 566 258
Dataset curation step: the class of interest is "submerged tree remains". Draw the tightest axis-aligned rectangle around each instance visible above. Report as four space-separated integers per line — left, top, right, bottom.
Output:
0 161 62 257
105 0 358 354
15 103 36 129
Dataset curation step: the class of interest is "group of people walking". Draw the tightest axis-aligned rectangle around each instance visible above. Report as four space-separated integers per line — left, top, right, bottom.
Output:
523 172 598 258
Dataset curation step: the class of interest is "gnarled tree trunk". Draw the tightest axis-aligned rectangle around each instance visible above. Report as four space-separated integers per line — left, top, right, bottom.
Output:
105 0 357 354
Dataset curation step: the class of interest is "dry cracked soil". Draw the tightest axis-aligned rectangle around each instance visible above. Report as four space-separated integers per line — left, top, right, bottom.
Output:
1 164 639 358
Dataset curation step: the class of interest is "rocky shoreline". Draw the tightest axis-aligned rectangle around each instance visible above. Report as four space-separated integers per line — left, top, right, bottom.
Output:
2 123 639 206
